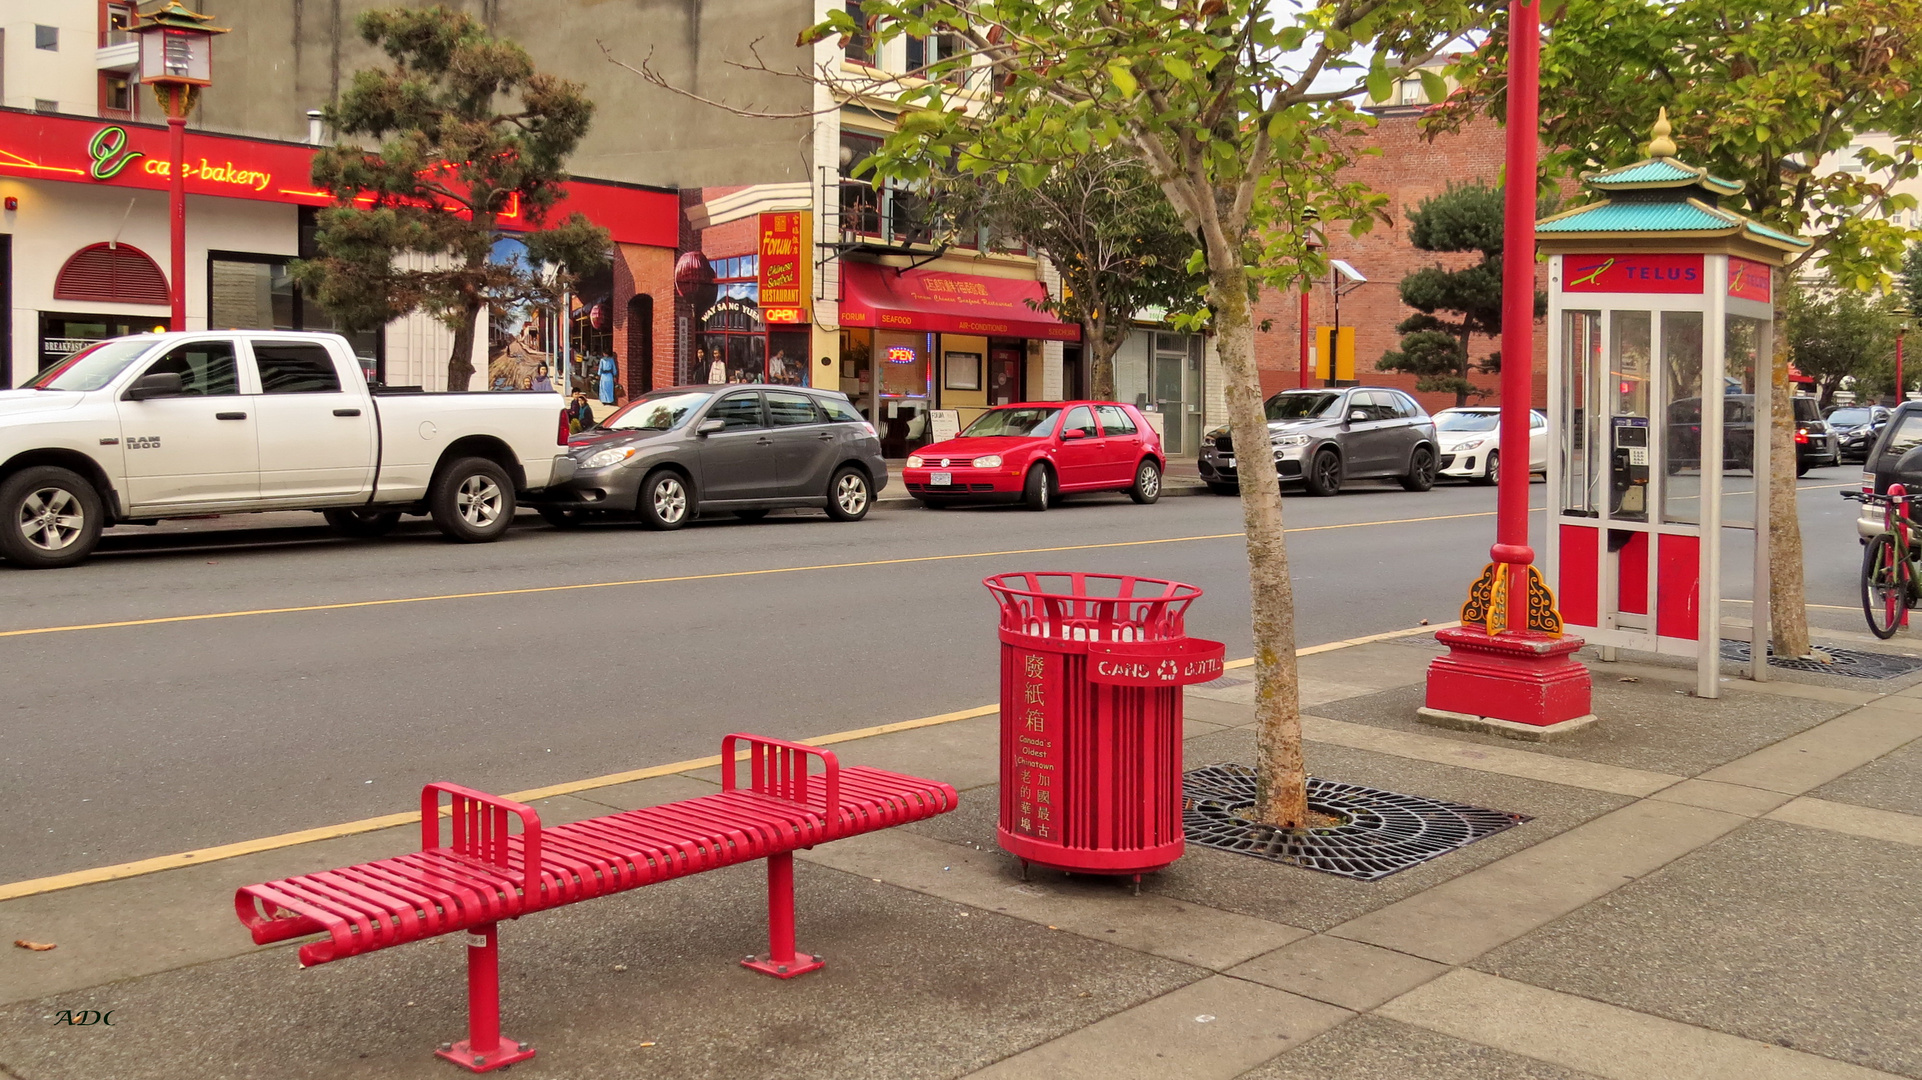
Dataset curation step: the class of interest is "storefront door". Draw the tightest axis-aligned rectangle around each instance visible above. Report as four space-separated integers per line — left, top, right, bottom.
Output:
1150 333 1203 457
988 346 1023 406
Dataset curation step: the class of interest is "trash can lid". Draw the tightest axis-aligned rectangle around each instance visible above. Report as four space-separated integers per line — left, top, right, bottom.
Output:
984 571 1202 641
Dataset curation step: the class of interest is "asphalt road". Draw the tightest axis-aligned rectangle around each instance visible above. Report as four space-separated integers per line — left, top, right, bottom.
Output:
0 472 1865 883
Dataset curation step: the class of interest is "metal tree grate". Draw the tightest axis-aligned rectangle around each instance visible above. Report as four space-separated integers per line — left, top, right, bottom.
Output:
1182 764 1528 881
1719 640 1922 681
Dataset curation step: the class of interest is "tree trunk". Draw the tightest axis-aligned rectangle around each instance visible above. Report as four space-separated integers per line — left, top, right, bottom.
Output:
1456 331 1472 408
1211 258 1309 828
446 301 481 392
1768 302 1811 658
1086 315 1119 400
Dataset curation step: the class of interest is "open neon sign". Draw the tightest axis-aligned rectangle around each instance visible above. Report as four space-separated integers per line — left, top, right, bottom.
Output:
885 345 918 364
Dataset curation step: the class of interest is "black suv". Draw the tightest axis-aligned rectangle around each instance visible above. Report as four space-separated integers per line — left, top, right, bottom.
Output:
1664 394 1837 476
1825 403 1893 464
1856 401 1922 539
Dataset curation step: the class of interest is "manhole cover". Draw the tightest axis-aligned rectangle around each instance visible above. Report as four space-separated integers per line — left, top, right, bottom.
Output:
1183 764 1528 881
1719 640 1922 680
1194 676 1251 689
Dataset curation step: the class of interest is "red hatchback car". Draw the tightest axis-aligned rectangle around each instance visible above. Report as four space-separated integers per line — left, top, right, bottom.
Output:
902 401 1165 510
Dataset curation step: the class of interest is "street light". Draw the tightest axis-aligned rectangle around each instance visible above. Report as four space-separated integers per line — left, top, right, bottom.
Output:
132 2 227 328
1328 259 1366 387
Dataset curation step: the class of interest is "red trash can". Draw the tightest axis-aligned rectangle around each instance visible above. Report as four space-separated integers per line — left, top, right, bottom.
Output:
984 572 1226 885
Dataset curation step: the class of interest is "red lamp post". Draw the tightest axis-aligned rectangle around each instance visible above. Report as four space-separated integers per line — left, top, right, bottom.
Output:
132 2 227 329
1300 208 1320 389
1420 0 1594 737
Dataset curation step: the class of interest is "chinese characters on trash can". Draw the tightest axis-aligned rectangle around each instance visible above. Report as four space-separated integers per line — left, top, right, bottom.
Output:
1013 650 1060 842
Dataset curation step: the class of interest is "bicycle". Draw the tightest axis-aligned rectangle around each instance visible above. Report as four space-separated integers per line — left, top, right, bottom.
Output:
1844 485 1921 638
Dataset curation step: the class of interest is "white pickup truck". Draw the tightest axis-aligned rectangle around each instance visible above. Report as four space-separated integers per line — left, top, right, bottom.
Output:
0 330 577 568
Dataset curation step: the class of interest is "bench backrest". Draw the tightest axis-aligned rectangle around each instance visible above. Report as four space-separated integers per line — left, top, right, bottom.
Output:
422 782 543 897
721 733 840 814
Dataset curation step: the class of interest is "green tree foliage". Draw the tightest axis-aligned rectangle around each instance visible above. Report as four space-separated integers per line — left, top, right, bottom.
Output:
1785 284 1902 405
294 5 609 390
1901 244 1922 319
1436 0 1922 658
799 0 1480 827
1377 183 1546 406
942 152 1204 399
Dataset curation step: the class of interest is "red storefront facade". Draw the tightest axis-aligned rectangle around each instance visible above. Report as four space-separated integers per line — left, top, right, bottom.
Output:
0 107 679 392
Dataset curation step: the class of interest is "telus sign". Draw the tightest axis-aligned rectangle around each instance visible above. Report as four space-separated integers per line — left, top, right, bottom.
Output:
1561 253 1706 295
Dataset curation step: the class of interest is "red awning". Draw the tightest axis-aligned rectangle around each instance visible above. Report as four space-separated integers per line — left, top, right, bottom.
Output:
838 262 1080 341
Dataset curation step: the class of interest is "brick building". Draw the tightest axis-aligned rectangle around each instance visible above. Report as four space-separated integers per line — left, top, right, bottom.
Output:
1253 108 1551 413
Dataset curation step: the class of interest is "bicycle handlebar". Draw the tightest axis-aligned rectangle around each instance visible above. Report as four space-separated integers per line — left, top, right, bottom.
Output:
1844 490 1921 505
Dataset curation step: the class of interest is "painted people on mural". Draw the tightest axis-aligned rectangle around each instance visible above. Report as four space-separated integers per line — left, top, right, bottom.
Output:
597 354 618 404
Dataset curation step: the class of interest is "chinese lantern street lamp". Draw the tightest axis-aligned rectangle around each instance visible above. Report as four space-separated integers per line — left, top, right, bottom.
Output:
133 2 227 327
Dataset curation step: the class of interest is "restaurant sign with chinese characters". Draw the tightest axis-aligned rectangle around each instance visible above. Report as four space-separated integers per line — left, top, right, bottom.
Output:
758 211 811 325
1010 650 1062 843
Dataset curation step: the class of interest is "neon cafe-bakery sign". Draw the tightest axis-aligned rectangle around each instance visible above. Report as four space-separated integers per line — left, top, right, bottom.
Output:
0 113 517 218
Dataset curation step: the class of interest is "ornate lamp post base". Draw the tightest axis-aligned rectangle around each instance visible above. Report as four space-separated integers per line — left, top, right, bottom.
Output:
1421 626 1595 741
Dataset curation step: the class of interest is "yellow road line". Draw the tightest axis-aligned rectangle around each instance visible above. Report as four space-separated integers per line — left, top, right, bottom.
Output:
0 509 1510 640
0 616 1464 901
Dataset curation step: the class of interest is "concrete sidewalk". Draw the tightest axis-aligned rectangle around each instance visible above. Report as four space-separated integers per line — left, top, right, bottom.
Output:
6 629 1922 1079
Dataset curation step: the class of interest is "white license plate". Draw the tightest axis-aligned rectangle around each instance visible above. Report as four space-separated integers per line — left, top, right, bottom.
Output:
1224 458 1236 469
930 472 953 486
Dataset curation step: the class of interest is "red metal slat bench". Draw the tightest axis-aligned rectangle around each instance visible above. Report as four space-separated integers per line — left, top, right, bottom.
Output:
234 734 957 1073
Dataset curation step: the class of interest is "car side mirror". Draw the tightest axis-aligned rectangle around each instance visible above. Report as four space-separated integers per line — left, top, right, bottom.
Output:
696 418 726 435
1348 409 1369 424
1062 427 1090 440
124 372 184 401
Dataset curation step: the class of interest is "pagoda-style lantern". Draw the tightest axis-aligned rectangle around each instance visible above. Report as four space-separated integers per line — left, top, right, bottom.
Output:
132 2 228 325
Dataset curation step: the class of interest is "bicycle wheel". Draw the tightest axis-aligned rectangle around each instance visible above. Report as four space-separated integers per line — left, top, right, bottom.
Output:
1861 533 1910 639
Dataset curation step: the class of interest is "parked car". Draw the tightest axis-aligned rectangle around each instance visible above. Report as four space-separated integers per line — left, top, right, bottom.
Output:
535 385 885 528
1854 401 1922 539
1197 387 1439 497
1826 404 1893 464
1433 407 1547 485
1665 394 1838 477
0 331 577 568
900 401 1164 510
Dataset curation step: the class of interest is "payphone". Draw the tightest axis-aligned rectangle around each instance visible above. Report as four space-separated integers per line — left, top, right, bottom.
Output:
1539 115 1808 697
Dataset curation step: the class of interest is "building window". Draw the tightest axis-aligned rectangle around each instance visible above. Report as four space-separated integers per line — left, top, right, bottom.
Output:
104 3 136 47
101 73 134 118
1398 78 1427 105
34 25 57 50
54 243 170 305
844 1 873 65
34 99 57 114
697 254 807 386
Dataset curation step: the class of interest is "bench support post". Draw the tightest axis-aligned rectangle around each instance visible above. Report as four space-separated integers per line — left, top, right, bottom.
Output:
434 923 536 1073
741 852 825 979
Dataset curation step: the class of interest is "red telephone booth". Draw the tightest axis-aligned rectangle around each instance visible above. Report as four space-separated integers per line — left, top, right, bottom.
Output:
1540 118 1809 697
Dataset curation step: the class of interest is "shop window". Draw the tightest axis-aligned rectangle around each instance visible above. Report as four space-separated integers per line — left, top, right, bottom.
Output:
54 243 169 305
696 257 809 386
36 312 169 374
210 231 384 383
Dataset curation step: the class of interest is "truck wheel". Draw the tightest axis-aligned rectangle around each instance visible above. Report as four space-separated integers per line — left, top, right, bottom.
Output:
1023 465 1054 511
322 508 401 537
429 457 515 543
0 466 104 569
638 469 691 530
826 466 872 521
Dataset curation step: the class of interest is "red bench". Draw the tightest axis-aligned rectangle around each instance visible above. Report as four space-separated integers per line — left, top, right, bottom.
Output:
235 734 957 1073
